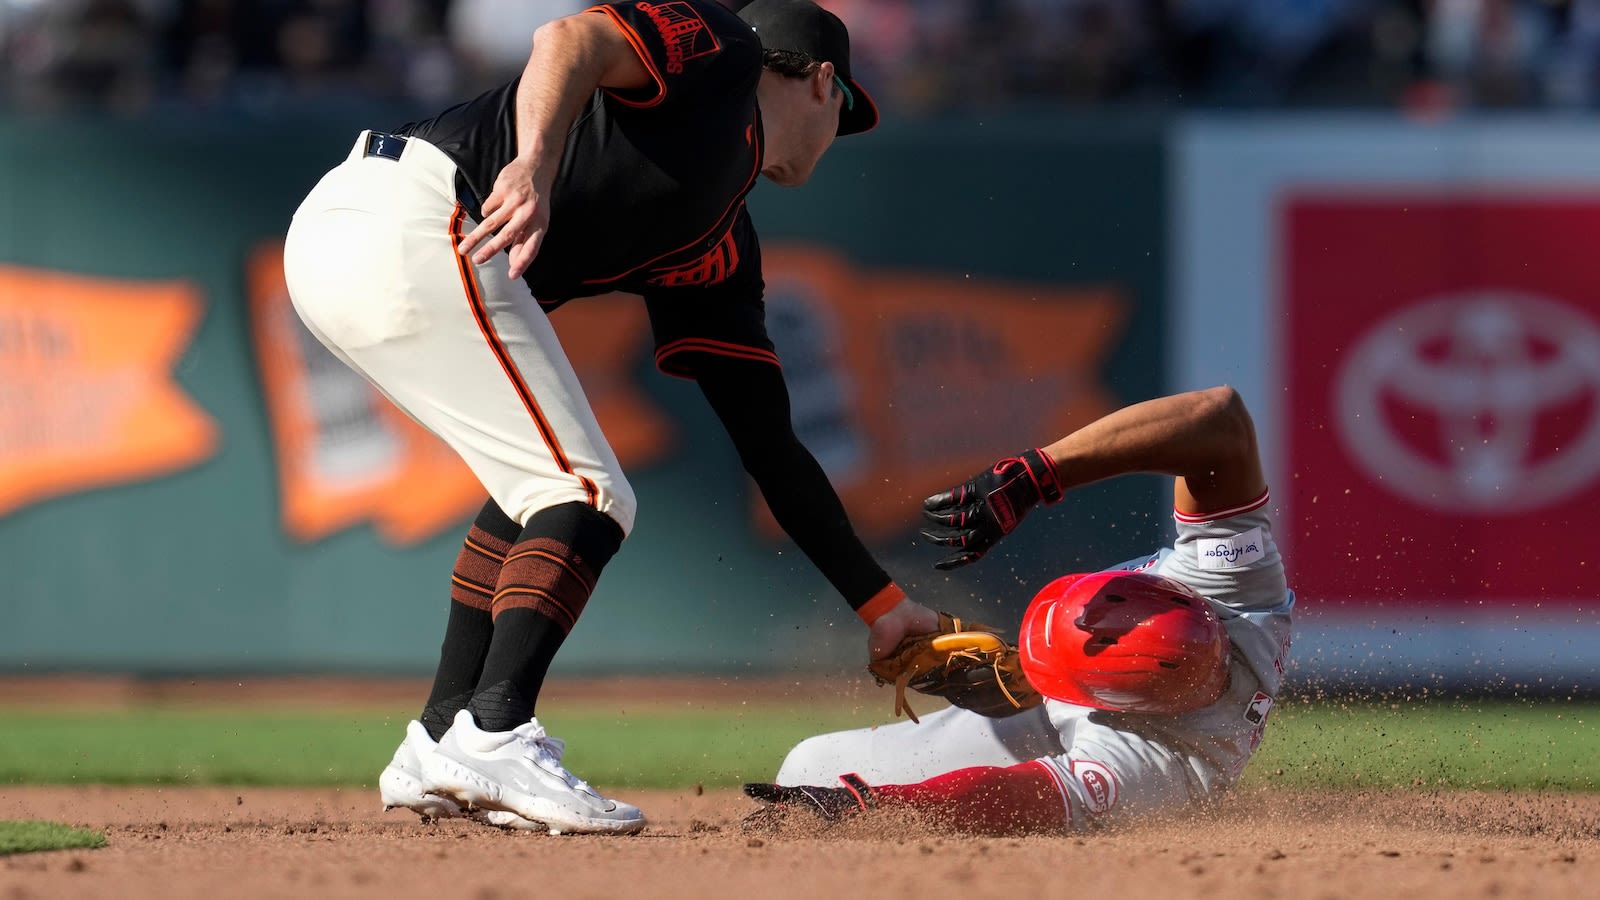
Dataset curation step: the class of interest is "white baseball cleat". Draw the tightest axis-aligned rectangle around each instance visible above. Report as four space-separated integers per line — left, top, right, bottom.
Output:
421 709 646 835
380 720 464 821
378 719 533 829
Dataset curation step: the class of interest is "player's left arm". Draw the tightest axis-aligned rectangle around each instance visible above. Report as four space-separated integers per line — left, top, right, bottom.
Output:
647 212 937 655
692 353 935 655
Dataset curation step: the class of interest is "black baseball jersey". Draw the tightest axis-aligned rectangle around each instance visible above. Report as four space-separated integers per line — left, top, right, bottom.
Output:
396 0 774 378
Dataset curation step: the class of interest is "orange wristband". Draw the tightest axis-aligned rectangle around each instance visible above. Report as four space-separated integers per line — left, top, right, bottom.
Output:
856 583 907 626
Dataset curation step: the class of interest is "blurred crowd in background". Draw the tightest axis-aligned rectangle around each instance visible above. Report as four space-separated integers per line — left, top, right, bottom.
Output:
3 0 1600 116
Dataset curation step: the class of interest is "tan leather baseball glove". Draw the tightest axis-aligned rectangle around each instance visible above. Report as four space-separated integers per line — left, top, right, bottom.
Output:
867 612 1043 723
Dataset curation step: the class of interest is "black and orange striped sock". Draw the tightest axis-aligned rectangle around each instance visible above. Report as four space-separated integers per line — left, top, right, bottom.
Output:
419 499 520 741
467 501 625 733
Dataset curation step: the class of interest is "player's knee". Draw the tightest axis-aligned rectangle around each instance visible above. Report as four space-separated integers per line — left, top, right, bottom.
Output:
775 733 849 785
603 471 637 538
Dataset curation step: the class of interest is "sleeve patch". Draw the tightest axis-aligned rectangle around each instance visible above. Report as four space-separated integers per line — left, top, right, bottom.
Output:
1069 758 1120 817
1196 526 1266 570
634 2 721 73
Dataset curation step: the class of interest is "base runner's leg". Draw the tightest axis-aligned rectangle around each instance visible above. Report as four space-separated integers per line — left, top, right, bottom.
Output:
776 703 1064 785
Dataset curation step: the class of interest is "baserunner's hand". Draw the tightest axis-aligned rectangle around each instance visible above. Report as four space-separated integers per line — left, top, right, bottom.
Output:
920 449 1063 570
457 156 552 280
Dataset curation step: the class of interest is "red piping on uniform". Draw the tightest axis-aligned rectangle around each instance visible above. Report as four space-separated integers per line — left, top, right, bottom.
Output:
580 122 761 287
586 5 668 108
654 340 781 380
655 337 780 368
448 204 600 508
1174 488 1270 524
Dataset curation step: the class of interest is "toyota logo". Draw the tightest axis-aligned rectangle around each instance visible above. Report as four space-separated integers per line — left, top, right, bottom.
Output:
1335 292 1600 514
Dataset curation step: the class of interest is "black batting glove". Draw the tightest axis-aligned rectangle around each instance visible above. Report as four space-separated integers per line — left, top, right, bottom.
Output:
741 775 875 831
920 449 1063 570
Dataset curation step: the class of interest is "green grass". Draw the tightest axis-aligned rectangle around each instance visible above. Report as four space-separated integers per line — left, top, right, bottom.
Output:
1 699 1595 791
1242 698 1600 791
0 704 875 789
0 821 106 855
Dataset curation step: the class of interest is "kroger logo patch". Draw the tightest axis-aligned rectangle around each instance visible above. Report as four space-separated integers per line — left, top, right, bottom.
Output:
1197 526 1265 570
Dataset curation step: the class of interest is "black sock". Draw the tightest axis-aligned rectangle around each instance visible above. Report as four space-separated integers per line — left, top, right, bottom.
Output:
467 502 624 733
420 499 519 741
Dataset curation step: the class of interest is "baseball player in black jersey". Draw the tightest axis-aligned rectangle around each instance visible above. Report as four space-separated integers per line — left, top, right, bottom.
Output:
282 0 941 835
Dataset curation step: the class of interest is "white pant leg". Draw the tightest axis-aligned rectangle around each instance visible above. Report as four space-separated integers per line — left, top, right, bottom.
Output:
776 704 1064 785
282 134 635 533
777 668 1270 832
1034 659 1273 830
1030 703 1212 830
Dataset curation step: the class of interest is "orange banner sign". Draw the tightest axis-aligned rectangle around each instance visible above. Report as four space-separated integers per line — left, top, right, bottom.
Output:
0 266 218 517
247 243 673 545
759 246 1128 538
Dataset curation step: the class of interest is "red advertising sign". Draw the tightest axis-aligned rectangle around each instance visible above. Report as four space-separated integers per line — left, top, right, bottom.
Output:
1284 196 1600 605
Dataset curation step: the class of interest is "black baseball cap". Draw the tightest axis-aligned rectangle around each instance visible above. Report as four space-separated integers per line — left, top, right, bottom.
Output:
737 0 879 136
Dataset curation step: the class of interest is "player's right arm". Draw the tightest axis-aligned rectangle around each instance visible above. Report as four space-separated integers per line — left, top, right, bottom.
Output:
456 9 652 275
461 1 758 278
921 386 1267 569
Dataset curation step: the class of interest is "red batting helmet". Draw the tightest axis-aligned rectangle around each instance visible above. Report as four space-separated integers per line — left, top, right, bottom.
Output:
1018 571 1231 715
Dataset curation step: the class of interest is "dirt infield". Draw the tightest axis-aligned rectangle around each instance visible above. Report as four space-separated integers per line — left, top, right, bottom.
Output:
4 677 1598 898
2 784 1596 900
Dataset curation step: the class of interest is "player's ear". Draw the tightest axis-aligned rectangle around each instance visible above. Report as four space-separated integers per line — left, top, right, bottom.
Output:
813 60 836 106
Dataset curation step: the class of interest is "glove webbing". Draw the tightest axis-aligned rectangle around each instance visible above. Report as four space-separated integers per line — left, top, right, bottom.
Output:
887 618 1024 723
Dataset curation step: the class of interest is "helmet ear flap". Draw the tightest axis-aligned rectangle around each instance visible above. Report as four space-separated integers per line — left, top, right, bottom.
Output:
1019 571 1231 715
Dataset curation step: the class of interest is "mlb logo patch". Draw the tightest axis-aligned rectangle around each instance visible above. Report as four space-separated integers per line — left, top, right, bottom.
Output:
1244 691 1274 726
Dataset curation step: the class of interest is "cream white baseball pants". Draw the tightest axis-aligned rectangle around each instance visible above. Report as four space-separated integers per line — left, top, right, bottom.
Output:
282 132 635 533
776 659 1274 831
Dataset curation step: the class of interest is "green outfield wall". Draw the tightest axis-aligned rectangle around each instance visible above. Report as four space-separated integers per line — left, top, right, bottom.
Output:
0 110 1167 675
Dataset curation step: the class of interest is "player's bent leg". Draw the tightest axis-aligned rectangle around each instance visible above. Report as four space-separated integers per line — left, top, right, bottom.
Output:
1035 703 1230 831
869 762 1069 834
777 703 1062 786
284 135 635 537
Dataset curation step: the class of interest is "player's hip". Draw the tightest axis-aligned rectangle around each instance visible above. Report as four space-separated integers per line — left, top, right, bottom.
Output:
293 131 465 223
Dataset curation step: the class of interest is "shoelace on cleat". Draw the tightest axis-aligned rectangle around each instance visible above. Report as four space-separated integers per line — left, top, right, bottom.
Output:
514 722 595 795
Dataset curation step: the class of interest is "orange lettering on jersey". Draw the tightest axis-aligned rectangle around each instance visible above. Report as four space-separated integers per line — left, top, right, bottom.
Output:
635 1 719 75
645 229 740 288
